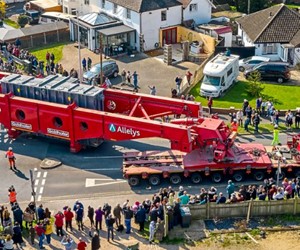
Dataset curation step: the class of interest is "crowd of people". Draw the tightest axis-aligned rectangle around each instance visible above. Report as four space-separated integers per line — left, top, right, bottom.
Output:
1 175 300 249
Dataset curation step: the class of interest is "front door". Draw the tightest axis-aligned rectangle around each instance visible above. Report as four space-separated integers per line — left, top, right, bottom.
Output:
162 28 177 46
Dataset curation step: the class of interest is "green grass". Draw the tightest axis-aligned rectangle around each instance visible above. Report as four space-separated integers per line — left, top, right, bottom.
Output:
3 19 20 29
190 81 300 110
30 42 66 63
282 4 300 9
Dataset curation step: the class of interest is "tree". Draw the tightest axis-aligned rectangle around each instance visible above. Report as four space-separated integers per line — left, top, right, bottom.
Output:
245 70 265 97
235 0 271 14
0 0 6 19
17 15 29 28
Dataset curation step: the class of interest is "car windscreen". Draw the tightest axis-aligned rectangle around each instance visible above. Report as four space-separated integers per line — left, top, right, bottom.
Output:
242 57 251 62
90 65 100 73
203 75 220 86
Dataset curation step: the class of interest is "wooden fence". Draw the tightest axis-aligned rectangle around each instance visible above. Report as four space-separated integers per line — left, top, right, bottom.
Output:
189 197 300 220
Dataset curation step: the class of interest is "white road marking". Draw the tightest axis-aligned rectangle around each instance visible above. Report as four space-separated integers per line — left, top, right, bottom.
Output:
83 156 123 159
43 172 47 178
37 172 41 178
84 168 120 171
34 168 38 171
35 179 39 186
39 187 44 194
37 195 42 201
34 187 37 192
85 178 126 188
41 179 46 186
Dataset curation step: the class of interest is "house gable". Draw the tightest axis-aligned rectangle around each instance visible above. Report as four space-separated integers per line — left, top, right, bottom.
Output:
236 4 300 44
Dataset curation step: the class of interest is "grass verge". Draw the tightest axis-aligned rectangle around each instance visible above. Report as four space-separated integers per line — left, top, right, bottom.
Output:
3 19 20 29
190 81 300 110
30 42 67 63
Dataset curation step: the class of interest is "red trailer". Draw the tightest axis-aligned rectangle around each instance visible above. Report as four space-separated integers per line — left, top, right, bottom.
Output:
1 73 300 185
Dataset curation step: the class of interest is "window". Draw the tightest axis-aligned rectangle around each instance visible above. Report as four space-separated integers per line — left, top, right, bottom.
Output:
126 8 131 19
262 43 277 55
113 3 117 13
84 0 89 5
227 68 233 77
189 3 198 12
101 0 105 8
161 10 167 21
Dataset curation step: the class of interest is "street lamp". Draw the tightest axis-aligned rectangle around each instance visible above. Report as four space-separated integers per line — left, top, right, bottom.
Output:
275 151 286 187
76 10 83 84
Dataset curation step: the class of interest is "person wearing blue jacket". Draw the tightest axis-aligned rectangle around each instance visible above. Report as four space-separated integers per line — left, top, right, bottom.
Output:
135 206 146 232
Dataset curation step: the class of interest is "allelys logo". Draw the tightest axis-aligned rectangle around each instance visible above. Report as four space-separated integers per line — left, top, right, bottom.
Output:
109 124 140 137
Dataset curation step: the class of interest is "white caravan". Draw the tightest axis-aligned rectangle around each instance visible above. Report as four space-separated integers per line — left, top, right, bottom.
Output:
200 53 240 98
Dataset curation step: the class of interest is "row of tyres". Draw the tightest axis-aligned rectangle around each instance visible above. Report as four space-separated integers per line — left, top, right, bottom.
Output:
0 74 105 111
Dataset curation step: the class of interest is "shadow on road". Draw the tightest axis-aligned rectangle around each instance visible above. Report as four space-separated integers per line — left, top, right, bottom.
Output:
14 169 29 181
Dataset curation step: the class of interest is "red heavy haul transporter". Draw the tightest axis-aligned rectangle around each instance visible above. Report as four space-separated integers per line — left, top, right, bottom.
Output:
1 73 300 186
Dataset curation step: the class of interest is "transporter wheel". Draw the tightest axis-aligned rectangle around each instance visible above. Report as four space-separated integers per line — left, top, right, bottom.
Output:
128 176 140 187
211 172 223 183
253 171 265 181
149 175 161 186
239 66 245 72
294 170 300 178
190 172 202 184
170 174 182 185
232 171 244 182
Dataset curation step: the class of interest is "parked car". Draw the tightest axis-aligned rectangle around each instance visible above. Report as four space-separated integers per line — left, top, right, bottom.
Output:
238 56 270 72
244 62 291 83
25 10 40 25
83 60 119 85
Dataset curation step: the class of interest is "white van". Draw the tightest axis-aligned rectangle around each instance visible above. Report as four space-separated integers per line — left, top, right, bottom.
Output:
200 53 239 98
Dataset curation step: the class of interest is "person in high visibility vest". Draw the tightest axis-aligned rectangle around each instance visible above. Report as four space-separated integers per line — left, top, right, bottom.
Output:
231 119 238 133
271 124 281 146
5 147 17 170
8 186 17 205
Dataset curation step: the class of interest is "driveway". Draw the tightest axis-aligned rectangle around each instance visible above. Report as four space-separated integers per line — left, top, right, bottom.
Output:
59 44 200 97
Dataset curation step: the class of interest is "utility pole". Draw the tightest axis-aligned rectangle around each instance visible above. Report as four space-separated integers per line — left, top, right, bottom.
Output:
248 0 251 14
77 10 83 84
99 32 103 85
29 169 38 220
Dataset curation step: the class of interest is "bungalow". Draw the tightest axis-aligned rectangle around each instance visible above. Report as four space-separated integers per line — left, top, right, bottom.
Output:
236 4 300 65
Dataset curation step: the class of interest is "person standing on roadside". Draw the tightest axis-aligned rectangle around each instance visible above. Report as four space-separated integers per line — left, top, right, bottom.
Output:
87 206 94 229
95 206 104 231
112 204 122 228
186 70 193 86
44 219 53 245
64 207 74 232
54 211 64 237
106 214 115 242
271 124 281 146
77 237 87 250
123 205 133 234
91 232 100 250
5 147 17 171
207 97 213 115
35 222 45 249
87 57 92 70
226 180 235 199
75 205 84 231
132 71 138 90
121 69 126 84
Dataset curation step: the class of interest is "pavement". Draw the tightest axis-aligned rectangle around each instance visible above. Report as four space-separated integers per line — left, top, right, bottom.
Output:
59 43 199 97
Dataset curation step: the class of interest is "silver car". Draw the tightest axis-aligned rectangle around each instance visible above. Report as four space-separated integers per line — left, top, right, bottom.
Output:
239 56 270 72
83 60 119 84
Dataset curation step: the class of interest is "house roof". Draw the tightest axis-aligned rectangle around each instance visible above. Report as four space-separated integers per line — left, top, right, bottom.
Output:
108 0 182 13
177 0 216 9
236 4 300 44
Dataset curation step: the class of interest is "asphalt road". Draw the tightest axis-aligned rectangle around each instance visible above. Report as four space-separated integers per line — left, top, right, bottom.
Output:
0 126 289 204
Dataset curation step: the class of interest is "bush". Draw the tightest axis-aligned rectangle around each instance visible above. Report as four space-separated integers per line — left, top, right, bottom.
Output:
17 15 29 28
245 71 265 97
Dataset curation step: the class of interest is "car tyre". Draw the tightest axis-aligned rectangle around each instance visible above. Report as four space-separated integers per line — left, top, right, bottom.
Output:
277 77 283 83
239 66 245 72
113 71 118 78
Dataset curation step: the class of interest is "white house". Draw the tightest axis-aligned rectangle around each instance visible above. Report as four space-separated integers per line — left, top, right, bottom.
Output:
65 0 215 52
178 0 215 25
236 4 300 65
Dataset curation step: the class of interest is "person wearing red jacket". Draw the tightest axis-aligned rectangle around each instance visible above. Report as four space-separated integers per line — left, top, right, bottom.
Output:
54 211 64 236
5 147 17 170
35 222 45 249
77 237 87 250
64 207 74 232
